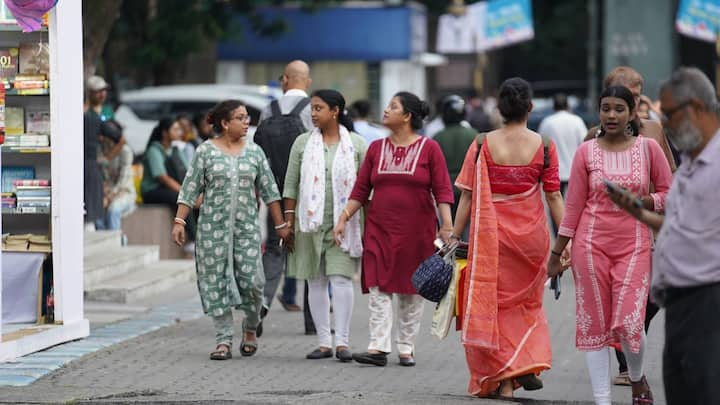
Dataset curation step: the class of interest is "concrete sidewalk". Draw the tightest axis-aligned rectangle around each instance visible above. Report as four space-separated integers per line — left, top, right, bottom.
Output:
0 275 667 404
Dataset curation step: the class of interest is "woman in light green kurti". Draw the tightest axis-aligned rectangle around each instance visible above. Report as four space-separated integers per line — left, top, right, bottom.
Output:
172 100 290 360
283 90 367 362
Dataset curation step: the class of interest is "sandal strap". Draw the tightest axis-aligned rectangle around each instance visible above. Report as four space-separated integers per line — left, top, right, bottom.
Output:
633 391 653 404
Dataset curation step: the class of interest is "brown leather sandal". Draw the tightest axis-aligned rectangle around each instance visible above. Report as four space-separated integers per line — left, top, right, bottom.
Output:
631 376 653 404
209 344 232 360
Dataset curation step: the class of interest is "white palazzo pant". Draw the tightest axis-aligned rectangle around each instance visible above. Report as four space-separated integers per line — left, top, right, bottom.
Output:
367 287 425 355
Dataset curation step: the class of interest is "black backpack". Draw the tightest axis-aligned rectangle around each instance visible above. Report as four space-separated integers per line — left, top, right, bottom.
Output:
254 98 310 194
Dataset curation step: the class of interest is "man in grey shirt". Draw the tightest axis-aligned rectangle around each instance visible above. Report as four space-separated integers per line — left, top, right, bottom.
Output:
258 60 315 333
609 67 720 405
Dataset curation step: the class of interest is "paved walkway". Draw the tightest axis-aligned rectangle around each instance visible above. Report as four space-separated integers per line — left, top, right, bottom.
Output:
0 276 667 404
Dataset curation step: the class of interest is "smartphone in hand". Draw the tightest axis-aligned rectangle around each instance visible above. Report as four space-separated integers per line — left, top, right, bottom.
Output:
550 274 561 300
602 179 643 209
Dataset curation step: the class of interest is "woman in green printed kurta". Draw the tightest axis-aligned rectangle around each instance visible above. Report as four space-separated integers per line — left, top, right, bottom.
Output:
283 90 367 362
172 100 290 360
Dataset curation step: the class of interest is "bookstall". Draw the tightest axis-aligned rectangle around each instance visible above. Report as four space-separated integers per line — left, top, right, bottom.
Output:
0 0 88 361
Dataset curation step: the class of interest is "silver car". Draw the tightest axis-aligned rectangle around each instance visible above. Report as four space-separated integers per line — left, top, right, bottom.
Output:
114 84 283 156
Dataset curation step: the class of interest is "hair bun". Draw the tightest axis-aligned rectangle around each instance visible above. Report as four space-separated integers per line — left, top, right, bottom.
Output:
418 100 430 120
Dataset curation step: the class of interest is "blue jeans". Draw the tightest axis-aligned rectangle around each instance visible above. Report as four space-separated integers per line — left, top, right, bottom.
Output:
96 197 135 231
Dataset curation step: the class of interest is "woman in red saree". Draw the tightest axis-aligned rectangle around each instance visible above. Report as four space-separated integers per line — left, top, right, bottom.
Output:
451 78 567 398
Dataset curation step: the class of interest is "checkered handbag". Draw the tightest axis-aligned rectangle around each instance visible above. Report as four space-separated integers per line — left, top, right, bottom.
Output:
412 242 457 303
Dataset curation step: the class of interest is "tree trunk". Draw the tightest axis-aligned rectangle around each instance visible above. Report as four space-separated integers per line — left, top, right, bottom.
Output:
82 0 123 80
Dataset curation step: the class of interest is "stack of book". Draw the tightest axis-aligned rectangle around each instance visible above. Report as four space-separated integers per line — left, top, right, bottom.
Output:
4 133 49 147
1 192 16 209
2 233 52 252
15 180 50 213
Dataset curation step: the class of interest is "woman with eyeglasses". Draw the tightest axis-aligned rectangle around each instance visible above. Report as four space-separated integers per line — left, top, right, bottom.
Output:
548 86 672 405
172 100 290 360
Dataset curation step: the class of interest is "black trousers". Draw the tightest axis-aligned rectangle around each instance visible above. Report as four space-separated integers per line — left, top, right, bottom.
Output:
142 186 196 242
662 283 720 405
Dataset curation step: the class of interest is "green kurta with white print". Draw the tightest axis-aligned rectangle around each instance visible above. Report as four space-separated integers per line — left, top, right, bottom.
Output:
178 140 280 320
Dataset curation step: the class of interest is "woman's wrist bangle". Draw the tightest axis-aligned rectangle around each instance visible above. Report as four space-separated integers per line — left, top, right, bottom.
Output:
449 234 461 240
174 217 187 226
274 222 289 230
551 250 562 257
284 210 295 214
343 208 352 220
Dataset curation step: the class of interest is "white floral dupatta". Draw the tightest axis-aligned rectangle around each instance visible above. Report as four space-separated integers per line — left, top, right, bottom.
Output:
297 126 363 258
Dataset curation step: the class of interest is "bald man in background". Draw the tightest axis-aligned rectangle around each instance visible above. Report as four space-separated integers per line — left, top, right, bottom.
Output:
260 60 313 129
258 60 316 334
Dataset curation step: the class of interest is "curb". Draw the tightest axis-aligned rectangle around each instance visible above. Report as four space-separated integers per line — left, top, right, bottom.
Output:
0 300 203 386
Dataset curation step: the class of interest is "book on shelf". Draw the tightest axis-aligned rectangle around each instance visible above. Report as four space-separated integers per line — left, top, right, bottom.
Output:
4 134 49 146
0 83 4 142
15 187 51 198
16 190 51 199
13 80 47 89
17 201 51 209
2 234 52 252
14 88 47 95
1 166 34 192
25 107 50 134
0 47 18 83
5 106 23 134
2 197 17 208
18 43 49 79
13 179 49 187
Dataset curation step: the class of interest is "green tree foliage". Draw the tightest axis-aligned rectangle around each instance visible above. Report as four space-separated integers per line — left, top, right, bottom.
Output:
97 0 341 85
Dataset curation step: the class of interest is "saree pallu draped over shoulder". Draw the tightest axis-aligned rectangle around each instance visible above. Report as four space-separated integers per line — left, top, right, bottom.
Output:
455 141 552 396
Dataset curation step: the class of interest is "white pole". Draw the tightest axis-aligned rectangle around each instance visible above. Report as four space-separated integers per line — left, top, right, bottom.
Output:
49 0 84 324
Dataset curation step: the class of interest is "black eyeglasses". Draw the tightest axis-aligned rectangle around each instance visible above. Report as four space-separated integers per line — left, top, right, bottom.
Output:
661 101 691 122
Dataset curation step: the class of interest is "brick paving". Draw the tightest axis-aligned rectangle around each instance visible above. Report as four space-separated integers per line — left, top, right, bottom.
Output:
0 277 666 404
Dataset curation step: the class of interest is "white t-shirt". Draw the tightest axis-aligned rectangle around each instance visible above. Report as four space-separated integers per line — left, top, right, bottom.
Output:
537 110 587 181
353 120 389 145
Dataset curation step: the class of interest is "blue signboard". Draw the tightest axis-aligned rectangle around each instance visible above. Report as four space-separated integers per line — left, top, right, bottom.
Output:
218 6 426 62
482 0 534 51
676 0 720 42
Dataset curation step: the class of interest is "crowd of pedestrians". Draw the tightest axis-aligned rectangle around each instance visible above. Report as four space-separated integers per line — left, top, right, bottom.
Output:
157 59 719 405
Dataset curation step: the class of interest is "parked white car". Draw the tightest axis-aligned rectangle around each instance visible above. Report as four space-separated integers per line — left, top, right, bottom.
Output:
114 84 283 156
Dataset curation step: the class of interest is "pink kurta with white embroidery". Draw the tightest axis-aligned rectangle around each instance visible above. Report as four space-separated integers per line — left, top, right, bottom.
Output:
558 136 672 353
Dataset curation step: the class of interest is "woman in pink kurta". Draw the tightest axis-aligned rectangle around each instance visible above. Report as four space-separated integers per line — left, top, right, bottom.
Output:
549 86 672 405
334 92 454 367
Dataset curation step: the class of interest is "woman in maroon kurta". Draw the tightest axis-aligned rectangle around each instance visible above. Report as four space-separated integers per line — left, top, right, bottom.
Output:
334 92 454 367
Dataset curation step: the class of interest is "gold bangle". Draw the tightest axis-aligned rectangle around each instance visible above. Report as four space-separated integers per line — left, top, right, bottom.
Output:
343 208 352 220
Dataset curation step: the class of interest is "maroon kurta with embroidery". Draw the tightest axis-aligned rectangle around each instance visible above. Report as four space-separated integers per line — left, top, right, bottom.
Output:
350 137 454 294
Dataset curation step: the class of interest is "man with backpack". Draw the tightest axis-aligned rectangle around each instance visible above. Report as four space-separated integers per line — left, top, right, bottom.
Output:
255 60 315 334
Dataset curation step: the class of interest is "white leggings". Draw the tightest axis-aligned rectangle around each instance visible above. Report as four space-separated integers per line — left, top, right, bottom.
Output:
585 332 647 405
307 274 354 348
